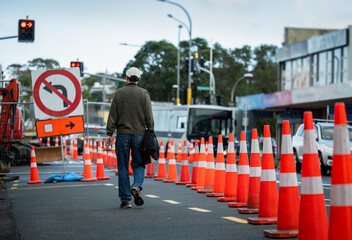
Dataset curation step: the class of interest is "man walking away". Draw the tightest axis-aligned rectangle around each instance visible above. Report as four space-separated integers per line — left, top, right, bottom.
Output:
105 67 154 208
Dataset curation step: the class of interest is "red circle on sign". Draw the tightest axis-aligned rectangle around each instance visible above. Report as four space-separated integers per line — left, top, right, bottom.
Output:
33 70 81 117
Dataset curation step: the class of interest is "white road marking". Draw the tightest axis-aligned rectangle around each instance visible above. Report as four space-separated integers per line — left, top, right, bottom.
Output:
163 200 181 204
188 207 212 213
104 183 114 186
145 195 160 198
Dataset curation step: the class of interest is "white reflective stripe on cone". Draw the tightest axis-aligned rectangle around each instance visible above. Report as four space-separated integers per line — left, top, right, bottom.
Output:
261 169 276 181
215 163 226 171
333 125 351 155
240 141 247 154
330 184 352 206
169 159 176 165
238 165 250 174
303 129 318 154
281 134 293 154
97 159 103 164
301 176 324 194
263 137 273 154
159 158 165 164
226 164 237 172
207 162 215 169
250 167 261 177
228 142 235 153
182 160 189 165
251 140 260 153
192 161 198 167
85 160 91 165
207 144 214 154
198 161 207 168
217 144 224 153
31 162 37 168
279 172 298 187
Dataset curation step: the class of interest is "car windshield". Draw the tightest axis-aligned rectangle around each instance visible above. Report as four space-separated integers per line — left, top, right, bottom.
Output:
320 126 352 140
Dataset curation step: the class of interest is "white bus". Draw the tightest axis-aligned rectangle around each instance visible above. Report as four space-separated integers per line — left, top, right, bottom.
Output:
152 102 237 154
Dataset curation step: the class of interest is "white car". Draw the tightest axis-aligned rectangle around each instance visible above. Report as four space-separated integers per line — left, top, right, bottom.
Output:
292 122 352 175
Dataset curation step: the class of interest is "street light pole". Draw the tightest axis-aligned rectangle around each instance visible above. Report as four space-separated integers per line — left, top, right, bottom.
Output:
176 25 182 105
159 0 192 104
230 73 253 106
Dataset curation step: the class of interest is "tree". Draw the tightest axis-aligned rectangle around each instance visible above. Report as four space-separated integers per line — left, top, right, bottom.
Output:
124 40 178 102
28 58 60 70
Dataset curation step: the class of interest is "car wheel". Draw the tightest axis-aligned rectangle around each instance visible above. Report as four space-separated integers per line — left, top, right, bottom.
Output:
294 150 301 173
319 152 328 176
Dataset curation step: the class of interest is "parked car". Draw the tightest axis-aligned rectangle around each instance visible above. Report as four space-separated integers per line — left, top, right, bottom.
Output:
292 122 352 175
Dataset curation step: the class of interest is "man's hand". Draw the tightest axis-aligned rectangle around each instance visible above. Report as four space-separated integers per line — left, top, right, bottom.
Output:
105 136 114 149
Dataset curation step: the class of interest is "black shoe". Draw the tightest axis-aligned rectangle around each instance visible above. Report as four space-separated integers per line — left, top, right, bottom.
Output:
120 202 132 208
130 186 144 206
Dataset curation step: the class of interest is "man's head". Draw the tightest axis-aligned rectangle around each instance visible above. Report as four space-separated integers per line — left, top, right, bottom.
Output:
126 67 141 83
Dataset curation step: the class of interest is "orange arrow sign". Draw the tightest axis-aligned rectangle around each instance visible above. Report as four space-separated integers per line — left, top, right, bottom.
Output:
36 116 84 138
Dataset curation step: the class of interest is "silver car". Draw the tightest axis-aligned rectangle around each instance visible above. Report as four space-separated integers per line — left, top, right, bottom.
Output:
292 122 352 175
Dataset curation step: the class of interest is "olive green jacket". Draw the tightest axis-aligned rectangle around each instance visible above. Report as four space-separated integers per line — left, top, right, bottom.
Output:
106 84 154 136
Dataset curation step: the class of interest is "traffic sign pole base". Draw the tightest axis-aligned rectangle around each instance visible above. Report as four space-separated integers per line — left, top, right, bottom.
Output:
228 202 247 208
263 229 298 238
247 217 277 225
206 192 224 197
217 196 237 202
238 207 259 214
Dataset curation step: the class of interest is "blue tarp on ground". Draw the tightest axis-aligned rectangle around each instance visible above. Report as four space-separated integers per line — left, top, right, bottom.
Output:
44 172 84 183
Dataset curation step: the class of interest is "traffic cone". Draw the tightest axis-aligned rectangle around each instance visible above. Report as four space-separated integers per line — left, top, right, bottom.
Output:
128 150 133 176
176 140 191 185
81 142 97 182
96 141 110 180
228 131 249 207
89 138 93 161
176 140 182 162
206 135 226 197
166 142 171 161
328 103 352 240
187 140 199 188
189 140 194 163
55 136 59 146
217 133 238 202
63 138 67 157
155 141 166 181
69 137 73 157
47 137 50 147
264 120 299 237
248 125 278 224
198 137 215 193
239 129 261 214
163 140 178 183
191 138 207 190
39 138 42 144
145 159 155 178
27 146 43 184
72 137 78 159
297 112 328 239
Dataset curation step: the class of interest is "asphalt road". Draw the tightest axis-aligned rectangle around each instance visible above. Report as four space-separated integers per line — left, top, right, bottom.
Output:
3 158 331 240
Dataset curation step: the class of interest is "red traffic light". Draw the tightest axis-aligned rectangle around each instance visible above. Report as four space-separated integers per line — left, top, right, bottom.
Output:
20 21 27 28
18 19 35 42
70 61 84 77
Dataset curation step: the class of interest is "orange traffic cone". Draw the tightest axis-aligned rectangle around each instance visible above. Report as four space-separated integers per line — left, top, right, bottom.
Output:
191 138 207 190
145 160 155 178
63 137 67 157
189 140 194 163
329 103 352 240
69 137 73 157
198 137 215 193
239 129 261 214
163 140 178 183
73 137 78 159
47 137 50 147
96 141 110 180
187 140 199 188
218 133 238 202
176 140 191 185
55 136 59 146
176 140 182 162
166 142 171 161
81 142 97 182
297 112 328 239
248 125 278 224
207 135 226 197
228 131 249 207
264 120 299 237
155 141 166 181
128 150 133 176
27 146 43 184
39 138 42 144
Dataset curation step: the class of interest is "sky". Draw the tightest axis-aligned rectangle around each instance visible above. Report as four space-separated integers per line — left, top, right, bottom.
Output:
1 0 352 77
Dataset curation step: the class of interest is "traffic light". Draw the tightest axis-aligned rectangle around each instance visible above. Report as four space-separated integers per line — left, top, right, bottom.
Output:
70 61 84 77
205 94 210 104
216 94 223 106
18 19 35 42
185 59 195 73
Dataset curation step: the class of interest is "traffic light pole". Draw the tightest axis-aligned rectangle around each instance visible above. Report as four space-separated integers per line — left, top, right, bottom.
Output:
198 65 216 96
0 35 17 40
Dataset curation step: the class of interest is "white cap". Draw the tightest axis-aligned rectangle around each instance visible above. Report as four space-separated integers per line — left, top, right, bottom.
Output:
126 67 141 78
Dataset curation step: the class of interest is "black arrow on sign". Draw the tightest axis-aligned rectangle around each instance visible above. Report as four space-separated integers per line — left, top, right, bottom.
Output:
65 121 75 129
43 82 69 107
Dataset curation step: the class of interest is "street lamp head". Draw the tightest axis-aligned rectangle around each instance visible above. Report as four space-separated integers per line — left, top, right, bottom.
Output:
178 25 182 29
167 14 173 18
244 73 253 78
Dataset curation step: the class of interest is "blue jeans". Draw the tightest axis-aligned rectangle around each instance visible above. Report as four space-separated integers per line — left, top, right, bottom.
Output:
115 134 145 203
